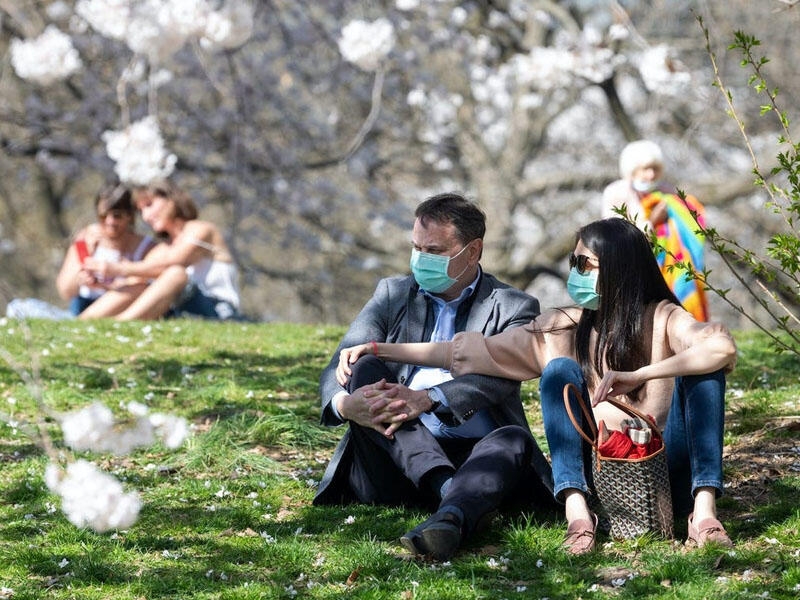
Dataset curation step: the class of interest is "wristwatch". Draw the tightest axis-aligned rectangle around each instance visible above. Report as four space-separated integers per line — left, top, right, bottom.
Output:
425 388 441 413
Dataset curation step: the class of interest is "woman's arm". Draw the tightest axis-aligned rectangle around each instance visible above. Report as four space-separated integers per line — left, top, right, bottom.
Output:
55 226 97 300
648 321 736 377
593 320 737 405
85 221 213 279
335 341 450 386
336 318 551 386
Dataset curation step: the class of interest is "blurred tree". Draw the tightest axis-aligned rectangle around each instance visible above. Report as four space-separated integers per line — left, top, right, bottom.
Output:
0 0 797 324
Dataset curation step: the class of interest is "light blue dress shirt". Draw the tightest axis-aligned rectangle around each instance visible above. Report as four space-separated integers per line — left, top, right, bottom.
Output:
412 271 497 439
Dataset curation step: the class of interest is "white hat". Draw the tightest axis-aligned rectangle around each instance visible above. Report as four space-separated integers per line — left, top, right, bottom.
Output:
619 140 663 179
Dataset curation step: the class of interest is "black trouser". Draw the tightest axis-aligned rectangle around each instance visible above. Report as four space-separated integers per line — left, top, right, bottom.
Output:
345 355 541 535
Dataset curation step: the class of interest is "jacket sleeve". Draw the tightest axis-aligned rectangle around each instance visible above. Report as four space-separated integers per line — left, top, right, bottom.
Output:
319 278 395 426
437 373 523 424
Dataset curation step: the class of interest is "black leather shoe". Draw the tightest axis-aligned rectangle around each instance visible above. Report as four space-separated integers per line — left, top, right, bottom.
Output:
400 507 463 561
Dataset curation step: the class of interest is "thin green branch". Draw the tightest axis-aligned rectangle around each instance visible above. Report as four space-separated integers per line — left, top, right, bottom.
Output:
695 15 800 356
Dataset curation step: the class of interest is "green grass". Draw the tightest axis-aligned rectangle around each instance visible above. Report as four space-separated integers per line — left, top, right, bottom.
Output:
0 318 798 599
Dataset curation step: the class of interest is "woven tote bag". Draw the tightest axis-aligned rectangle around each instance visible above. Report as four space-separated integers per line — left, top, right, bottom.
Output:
563 383 673 539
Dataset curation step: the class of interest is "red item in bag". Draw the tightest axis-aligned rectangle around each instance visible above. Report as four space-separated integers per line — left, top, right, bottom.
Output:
598 429 634 458
597 419 662 458
75 239 89 264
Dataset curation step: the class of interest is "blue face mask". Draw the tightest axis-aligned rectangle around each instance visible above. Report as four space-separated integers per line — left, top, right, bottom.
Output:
567 267 600 310
410 246 469 294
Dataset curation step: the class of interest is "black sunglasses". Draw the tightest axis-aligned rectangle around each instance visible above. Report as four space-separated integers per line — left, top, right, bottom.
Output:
569 253 596 274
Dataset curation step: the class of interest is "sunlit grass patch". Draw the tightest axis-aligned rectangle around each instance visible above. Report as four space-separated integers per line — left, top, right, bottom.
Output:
1 319 799 599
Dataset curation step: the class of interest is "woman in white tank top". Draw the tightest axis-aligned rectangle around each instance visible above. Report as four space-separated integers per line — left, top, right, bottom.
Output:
79 180 241 321
56 184 157 316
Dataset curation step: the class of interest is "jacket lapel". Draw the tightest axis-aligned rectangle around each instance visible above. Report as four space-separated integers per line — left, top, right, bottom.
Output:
463 274 496 334
406 290 428 343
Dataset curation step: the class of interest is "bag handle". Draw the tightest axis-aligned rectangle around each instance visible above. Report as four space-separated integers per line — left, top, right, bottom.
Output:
563 383 599 448
562 383 663 450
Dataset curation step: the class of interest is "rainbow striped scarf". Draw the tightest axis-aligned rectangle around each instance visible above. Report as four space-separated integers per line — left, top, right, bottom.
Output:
641 191 708 321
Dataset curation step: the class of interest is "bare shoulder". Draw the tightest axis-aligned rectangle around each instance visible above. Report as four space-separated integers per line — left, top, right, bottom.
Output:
659 300 732 339
181 220 217 246
182 219 231 258
182 219 216 238
80 222 103 239
82 223 102 236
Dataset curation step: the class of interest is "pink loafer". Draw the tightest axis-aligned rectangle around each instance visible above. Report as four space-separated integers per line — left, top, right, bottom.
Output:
687 513 733 548
563 513 599 555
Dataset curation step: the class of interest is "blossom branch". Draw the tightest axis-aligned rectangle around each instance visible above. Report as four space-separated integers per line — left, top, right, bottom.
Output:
343 67 386 161
1 322 189 533
116 56 138 128
0 0 40 38
0 328 64 462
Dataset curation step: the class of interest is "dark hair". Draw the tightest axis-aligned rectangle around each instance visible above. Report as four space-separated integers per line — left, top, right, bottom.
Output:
95 184 134 216
574 218 680 396
134 180 198 221
414 193 486 245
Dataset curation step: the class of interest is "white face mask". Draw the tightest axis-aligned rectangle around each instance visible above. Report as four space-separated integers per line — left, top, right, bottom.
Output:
632 179 658 193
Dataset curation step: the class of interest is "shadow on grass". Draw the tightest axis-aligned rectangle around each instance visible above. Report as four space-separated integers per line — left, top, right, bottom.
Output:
0 439 42 461
720 417 800 540
13 503 310 597
135 350 326 389
44 349 325 395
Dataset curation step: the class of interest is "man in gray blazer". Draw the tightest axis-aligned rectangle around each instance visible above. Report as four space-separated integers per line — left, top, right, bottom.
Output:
314 193 553 560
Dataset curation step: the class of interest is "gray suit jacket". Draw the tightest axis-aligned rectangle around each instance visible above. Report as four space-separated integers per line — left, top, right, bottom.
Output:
314 270 551 505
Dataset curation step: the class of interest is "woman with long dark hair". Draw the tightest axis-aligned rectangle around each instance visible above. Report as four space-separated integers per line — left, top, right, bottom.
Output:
335 218 736 555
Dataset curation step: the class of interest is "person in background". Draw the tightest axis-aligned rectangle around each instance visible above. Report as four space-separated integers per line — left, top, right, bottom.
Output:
602 140 709 321
314 192 554 561
337 218 737 555
79 180 240 321
56 184 157 316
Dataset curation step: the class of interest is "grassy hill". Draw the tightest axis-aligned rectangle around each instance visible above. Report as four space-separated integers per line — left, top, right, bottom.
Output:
0 318 798 599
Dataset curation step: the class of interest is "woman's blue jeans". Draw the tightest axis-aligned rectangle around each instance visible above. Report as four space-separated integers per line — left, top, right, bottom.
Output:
539 357 725 517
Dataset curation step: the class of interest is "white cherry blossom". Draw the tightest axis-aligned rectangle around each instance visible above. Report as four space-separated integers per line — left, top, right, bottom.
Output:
77 0 252 62
201 1 256 51
102 116 177 185
638 44 692 94
75 0 133 41
60 402 116 452
10 26 82 86
338 19 396 72
59 400 188 454
46 460 141 532
396 0 420 10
